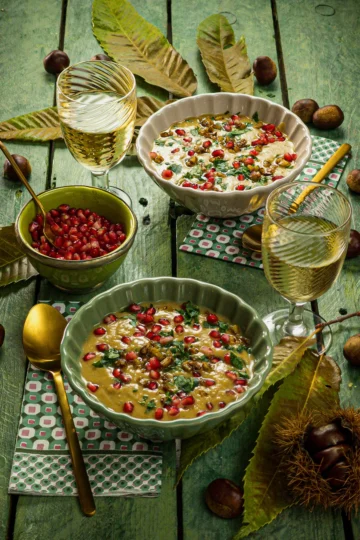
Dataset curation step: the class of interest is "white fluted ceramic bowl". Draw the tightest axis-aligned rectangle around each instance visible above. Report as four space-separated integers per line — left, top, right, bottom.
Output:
136 93 312 217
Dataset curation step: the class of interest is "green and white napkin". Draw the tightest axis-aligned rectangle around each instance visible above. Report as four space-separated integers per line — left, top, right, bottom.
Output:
9 301 163 497
180 136 350 269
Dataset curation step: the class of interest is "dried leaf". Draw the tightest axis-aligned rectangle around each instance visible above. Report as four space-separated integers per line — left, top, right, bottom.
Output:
177 336 312 484
0 257 38 287
0 225 26 268
136 97 175 126
237 351 341 539
197 14 254 94
0 107 61 141
92 0 197 97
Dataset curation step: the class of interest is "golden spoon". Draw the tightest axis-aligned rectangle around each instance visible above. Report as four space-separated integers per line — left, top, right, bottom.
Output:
241 143 352 252
23 304 96 517
0 140 56 246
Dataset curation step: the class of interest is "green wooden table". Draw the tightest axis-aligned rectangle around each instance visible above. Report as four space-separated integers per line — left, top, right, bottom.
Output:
1 0 359 538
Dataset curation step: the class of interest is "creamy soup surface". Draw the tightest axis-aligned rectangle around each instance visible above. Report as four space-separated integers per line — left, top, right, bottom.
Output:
150 113 297 192
81 301 254 421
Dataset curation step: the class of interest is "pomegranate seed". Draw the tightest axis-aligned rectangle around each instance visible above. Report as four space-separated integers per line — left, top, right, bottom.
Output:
277 137 286 141
121 336 131 344
225 371 237 381
175 325 184 333
120 373 132 384
224 124 232 132
193 371 201 377
136 313 146 323
235 378 248 386
73 253 81 260
181 396 195 407
226 389 236 396
184 336 196 344
129 303 142 313
204 379 216 387
236 185 245 191
221 334 230 345
146 306 156 316
226 141 234 149
149 357 161 370
219 402 226 408
193 323 201 330
275 130 283 137
174 314 184 323
152 324 162 333
268 137 276 143
212 149 225 158
206 402 214 410
162 169 173 179
213 340 222 348
262 123 275 132
145 381 158 391
244 157 254 165
183 137 192 142
209 330 221 339
224 353 231 364
87 382 98 392
150 370 160 380
159 318 170 326
113 382 122 389
284 153 294 162
96 343 109 352
187 150 195 156
237 174 245 181
103 314 117 324
146 331 156 340
196 411 207 417
143 314 154 324
54 237 63 248
133 331 144 337
83 352 96 361
168 406 180 416
182 181 192 188
123 402 134 413
203 140 212 148
175 128 185 136
125 351 137 362
94 327 106 336
249 150 258 156
155 408 164 420
235 385 245 394
113 368 122 378
136 325 146 334
152 335 161 342
210 356 220 364
231 115 239 121
207 313 218 325
233 161 240 169
272 175 284 181
58 204 70 212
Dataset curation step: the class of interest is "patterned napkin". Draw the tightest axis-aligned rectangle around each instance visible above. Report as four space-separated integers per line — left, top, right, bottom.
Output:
8 301 163 497
179 136 350 269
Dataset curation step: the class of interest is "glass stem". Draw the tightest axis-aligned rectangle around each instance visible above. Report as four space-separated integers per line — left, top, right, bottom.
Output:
282 303 308 338
91 171 109 191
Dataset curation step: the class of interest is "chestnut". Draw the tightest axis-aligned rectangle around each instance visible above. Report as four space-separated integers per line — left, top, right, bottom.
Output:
304 423 350 454
346 230 360 259
43 50 70 75
312 444 350 473
323 461 348 489
312 105 344 130
346 169 360 194
0 324 4 348
291 99 319 124
253 56 277 86
91 53 112 61
3 154 31 182
205 478 244 519
343 334 360 366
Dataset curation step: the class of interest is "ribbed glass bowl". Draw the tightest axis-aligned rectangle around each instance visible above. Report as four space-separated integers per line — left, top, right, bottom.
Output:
61 277 273 441
136 93 312 218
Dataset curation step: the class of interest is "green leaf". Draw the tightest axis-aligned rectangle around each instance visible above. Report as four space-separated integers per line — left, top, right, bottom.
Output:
93 348 121 367
167 163 182 174
176 336 312 484
197 14 253 94
0 107 61 142
0 256 38 287
0 224 26 268
174 375 199 393
237 350 341 539
92 0 197 97
230 352 244 370
179 301 200 325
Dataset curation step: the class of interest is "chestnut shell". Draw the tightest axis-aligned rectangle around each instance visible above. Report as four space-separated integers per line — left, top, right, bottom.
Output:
324 461 348 489
205 478 244 519
346 170 360 194
312 105 344 130
3 154 31 181
313 444 350 473
291 99 319 124
91 53 112 61
304 422 350 454
43 50 70 75
0 324 4 348
346 230 360 259
253 56 277 86
343 334 360 366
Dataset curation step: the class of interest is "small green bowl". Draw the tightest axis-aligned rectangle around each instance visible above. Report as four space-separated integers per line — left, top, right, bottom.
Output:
15 185 138 293
61 277 273 441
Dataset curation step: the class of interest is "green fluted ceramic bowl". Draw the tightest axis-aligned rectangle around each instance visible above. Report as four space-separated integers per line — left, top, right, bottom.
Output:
15 186 138 293
61 277 273 441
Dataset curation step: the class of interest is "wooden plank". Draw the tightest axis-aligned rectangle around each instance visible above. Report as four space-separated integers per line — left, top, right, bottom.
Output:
173 0 346 537
13 1 177 539
0 0 61 537
276 0 360 535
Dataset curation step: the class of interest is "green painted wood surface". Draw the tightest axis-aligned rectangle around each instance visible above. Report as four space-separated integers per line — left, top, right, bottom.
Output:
0 1 61 537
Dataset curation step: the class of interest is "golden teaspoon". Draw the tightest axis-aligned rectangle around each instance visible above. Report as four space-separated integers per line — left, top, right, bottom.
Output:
23 304 96 516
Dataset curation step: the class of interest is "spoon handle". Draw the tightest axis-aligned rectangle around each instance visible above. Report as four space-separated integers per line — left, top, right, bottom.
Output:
52 370 96 516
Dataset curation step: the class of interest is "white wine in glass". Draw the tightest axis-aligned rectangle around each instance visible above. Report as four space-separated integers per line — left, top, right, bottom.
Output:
57 61 136 203
262 182 352 352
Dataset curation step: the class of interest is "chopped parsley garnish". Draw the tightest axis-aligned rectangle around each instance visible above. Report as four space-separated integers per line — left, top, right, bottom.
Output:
226 128 251 137
252 111 259 122
179 301 200 325
218 321 229 333
139 395 156 413
155 139 166 146
93 348 121 368
168 163 182 174
159 329 174 337
121 314 137 327
230 351 244 371
164 392 173 406
190 128 199 136
174 375 199 393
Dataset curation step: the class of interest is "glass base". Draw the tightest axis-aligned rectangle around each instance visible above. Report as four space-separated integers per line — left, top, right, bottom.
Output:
263 308 332 354
107 186 132 208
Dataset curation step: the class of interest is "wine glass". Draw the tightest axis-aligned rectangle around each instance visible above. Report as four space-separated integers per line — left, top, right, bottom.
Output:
57 61 136 205
261 182 352 352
